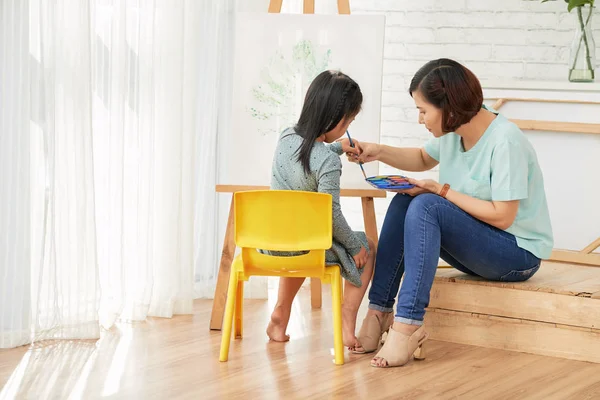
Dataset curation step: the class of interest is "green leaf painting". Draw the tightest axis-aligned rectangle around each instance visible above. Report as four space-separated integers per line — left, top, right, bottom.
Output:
247 39 332 135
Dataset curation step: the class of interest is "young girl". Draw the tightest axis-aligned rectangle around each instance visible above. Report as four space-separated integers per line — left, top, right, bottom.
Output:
265 70 375 353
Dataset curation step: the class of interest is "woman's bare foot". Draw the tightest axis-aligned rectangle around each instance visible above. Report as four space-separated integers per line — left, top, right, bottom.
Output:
342 306 361 350
266 306 291 342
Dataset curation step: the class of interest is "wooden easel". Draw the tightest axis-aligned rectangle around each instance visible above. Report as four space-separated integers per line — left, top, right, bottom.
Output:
490 97 600 267
209 0 385 330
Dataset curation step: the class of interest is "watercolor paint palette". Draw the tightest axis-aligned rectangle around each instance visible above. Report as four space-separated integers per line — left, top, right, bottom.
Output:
366 175 415 190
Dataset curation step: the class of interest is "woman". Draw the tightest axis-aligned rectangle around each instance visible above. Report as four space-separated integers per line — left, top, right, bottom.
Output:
344 58 554 368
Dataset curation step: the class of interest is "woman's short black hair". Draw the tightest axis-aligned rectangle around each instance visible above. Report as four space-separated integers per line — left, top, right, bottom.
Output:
409 58 483 133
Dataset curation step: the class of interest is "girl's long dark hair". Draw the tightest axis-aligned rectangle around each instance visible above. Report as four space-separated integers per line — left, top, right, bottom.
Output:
294 70 362 174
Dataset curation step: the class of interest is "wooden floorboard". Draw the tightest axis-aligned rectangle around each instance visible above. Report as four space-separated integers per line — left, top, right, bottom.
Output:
1 287 600 399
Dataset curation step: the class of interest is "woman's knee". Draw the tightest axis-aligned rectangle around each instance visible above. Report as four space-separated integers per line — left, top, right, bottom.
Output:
406 193 442 220
389 193 413 214
409 193 440 210
381 194 413 232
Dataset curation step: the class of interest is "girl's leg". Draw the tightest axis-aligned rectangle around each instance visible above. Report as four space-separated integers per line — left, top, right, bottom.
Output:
373 193 540 367
342 238 376 350
267 277 305 342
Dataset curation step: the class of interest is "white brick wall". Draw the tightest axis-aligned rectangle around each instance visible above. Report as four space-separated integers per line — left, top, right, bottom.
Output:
340 0 600 233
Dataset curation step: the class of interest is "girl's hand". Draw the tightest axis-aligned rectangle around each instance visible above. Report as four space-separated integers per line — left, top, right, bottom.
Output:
346 142 381 164
337 138 361 155
393 178 442 197
353 246 368 269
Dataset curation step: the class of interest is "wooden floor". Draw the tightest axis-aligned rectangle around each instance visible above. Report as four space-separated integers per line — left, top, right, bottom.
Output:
1 286 600 399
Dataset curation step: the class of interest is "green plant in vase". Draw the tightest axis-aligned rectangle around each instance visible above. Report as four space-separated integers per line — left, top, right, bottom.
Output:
541 0 596 82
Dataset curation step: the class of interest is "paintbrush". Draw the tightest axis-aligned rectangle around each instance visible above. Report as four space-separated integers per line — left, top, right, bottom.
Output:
345 130 367 180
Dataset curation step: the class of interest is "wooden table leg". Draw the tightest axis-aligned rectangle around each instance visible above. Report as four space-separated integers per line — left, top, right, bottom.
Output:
210 197 236 331
361 197 378 246
311 278 322 309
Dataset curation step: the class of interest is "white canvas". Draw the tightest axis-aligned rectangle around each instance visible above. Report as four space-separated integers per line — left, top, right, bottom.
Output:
221 12 385 189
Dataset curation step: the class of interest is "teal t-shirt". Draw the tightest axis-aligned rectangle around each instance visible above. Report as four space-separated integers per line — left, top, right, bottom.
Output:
423 110 554 259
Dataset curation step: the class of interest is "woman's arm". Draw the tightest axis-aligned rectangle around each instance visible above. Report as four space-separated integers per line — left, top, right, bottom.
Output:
407 179 520 230
445 190 519 230
338 138 438 172
376 145 438 172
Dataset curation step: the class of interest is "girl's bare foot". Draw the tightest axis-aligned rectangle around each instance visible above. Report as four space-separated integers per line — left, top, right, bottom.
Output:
266 306 291 342
342 306 360 350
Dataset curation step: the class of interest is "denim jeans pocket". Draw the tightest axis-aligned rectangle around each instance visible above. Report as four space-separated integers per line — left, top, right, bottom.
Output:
499 263 541 282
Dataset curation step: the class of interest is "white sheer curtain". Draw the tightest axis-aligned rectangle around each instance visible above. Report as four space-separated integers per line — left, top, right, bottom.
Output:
30 0 101 343
0 0 200 349
0 0 33 348
196 0 274 300
194 1 235 298
0 0 100 348
92 0 196 326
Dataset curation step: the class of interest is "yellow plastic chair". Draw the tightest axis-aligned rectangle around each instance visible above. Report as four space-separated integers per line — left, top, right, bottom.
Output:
219 190 345 365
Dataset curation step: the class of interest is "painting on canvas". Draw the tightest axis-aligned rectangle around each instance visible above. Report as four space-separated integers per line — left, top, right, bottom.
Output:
221 12 385 189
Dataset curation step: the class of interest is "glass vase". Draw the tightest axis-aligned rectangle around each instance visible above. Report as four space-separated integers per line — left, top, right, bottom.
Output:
568 5 596 82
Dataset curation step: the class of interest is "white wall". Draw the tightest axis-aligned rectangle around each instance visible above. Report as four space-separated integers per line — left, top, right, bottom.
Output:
338 0 600 247
211 0 600 299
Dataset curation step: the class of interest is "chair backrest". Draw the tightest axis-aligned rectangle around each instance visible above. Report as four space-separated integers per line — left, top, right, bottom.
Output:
234 190 332 252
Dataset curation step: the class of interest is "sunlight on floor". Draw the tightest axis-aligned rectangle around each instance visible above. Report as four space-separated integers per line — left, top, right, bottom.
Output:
0 351 31 400
0 325 137 399
101 326 133 397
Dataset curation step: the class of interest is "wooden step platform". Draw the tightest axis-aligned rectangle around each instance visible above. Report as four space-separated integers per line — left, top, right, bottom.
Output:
425 261 600 363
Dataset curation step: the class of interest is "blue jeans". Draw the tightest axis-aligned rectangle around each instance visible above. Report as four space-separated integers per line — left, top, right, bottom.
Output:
368 193 541 326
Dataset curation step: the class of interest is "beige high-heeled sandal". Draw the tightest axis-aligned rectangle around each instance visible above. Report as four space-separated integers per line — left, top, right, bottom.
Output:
370 325 429 368
352 312 394 354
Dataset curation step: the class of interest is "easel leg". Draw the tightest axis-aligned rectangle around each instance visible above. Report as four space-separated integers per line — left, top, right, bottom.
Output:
268 0 283 13
337 0 350 14
362 197 378 246
210 197 236 331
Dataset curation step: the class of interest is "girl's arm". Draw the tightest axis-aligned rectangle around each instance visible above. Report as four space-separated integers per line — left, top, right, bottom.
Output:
318 155 364 256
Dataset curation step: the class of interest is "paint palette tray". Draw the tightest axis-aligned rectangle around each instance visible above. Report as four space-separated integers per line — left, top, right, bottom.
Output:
366 175 414 190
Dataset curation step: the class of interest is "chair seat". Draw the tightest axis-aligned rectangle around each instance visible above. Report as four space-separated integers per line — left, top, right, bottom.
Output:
233 253 338 284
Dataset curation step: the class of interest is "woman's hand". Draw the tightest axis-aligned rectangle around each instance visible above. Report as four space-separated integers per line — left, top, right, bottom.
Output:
353 246 368 269
394 178 442 197
344 141 381 164
336 137 363 162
